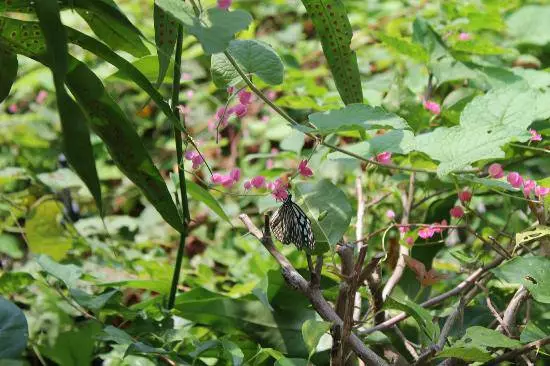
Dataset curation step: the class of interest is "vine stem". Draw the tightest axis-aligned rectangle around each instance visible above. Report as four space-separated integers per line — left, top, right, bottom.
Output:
168 25 190 310
222 51 479 176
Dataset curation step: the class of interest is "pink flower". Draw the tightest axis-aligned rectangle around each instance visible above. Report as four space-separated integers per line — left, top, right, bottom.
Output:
398 225 410 234
405 237 414 246
530 129 542 142
458 190 472 203
507 172 523 188
418 227 436 239
298 159 313 177
185 151 198 160
458 32 471 41
186 90 194 99
386 209 396 220
488 163 504 179
238 90 252 105
8 104 18 113
423 100 441 115
217 0 231 9
261 115 270 123
266 181 275 190
523 179 536 197
216 106 231 128
221 175 235 188
191 155 204 169
227 86 235 94
375 151 392 165
266 91 277 100
535 185 550 198
35 90 48 104
244 181 252 190
251 176 266 188
181 72 192 81
450 206 464 218
233 103 248 118
212 173 225 184
266 159 274 169
229 168 241 182
271 178 289 201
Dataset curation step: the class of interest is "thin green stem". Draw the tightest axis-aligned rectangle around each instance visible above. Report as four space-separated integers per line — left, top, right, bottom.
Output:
168 25 189 310
224 51 479 176
509 142 549 154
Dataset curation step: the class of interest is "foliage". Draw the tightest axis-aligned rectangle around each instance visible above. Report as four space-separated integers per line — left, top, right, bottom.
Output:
1 0 550 365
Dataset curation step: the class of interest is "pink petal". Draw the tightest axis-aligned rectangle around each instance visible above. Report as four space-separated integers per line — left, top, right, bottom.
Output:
212 173 224 184
418 227 435 239
523 179 536 197
530 129 542 142
458 32 471 41
244 181 252 190
217 0 231 9
221 175 235 188
35 90 48 104
458 190 472 203
229 168 241 182
535 185 550 198
507 172 523 188
488 163 504 179
238 90 252 105
405 237 414 246
251 176 266 188
398 225 410 234
233 103 248 118
191 155 204 169
386 209 396 220
185 151 198 161
375 151 392 165
423 100 441 115
450 206 464 218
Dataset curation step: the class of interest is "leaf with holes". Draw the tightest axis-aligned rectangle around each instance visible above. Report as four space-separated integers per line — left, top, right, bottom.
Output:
301 0 362 104
211 39 284 88
154 4 178 85
492 256 550 303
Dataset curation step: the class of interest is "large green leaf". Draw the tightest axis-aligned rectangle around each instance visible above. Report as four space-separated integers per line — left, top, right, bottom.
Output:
174 288 315 357
301 0 362 104
301 320 330 357
294 179 353 252
35 0 103 214
307 104 409 135
26 201 74 260
0 297 28 358
376 33 428 63
492 256 550 303
384 297 440 343
211 39 284 88
76 0 148 57
414 84 537 176
153 4 178 85
64 57 183 232
36 255 83 288
156 0 252 54
507 5 550 46
437 326 521 362
0 48 18 103
186 180 230 224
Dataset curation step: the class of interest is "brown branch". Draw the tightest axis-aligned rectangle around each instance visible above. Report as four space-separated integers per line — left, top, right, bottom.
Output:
360 256 504 336
334 244 356 366
239 214 389 366
497 286 530 336
382 173 415 300
364 254 385 325
482 336 550 365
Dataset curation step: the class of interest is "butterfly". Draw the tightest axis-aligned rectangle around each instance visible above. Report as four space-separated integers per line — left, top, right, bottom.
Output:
270 193 315 251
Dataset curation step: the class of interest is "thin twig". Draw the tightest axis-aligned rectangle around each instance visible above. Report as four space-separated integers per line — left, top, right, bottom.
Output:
497 286 530 336
482 336 550 365
239 214 389 366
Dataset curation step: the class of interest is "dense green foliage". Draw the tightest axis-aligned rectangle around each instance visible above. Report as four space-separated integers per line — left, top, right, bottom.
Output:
1 0 550 365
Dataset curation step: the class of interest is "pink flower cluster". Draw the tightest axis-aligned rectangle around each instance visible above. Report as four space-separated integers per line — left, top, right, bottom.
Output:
418 221 448 239
488 163 549 199
184 150 204 169
375 151 392 165
423 100 441 115
212 168 241 188
530 129 542 142
209 89 253 132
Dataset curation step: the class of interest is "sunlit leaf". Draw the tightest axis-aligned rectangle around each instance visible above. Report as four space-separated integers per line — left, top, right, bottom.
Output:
492 256 550 303
301 320 330 356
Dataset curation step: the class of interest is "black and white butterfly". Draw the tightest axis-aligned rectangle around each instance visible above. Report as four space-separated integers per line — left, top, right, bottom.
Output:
270 193 315 251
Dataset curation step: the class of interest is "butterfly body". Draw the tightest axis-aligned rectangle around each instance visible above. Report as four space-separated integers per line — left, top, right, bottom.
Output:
270 193 315 251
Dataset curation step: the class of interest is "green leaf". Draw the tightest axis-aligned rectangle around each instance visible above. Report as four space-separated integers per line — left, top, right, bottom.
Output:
294 179 353 252
186 180 230 224
301 320 330 356
376 33 428 63
211 39 284 88
328 130 416 160
99 325 134 346
301 0 362 104
0 273 34 296
414 84 537 176
36 254 83 288
521 320 550 343
98 279 170 295
0 48 17 103
307 104 409 135
384 297 440 343
76 0 148 57
39 321 101 366
507 5 550 46
458 174 517 192
0 297 28 359
0 17 47 57
70 288 119 312
275 358 309 366
175 288 315 357
156 0 252 54
64 57 182 232
0 234 23 259
451 39 508 55
34 1 103 214
516 226 550 247
221 338 244 366
437 326 521 361
26 200 74 260
154 4 178 85
492 256 550 303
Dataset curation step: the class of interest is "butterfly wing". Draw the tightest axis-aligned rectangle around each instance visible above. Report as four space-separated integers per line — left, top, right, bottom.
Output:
270 199 315 251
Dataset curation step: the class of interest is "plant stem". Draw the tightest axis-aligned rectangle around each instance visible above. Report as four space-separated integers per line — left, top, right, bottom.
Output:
168 25 189 310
